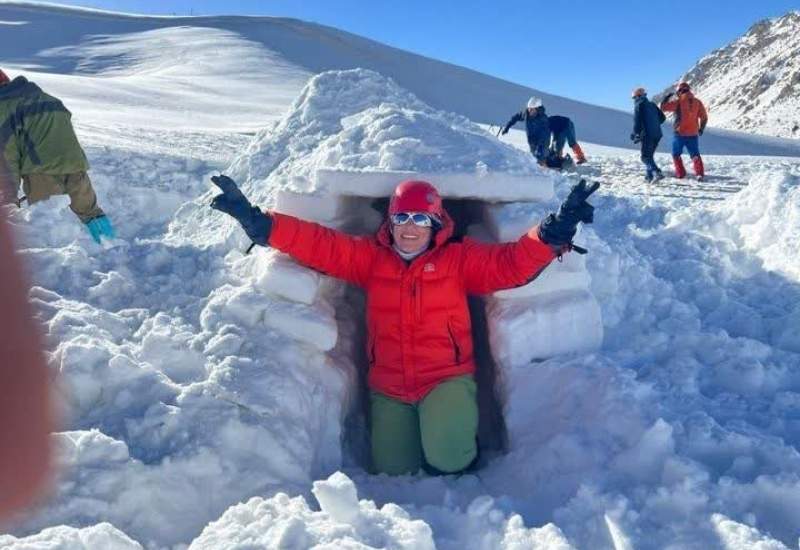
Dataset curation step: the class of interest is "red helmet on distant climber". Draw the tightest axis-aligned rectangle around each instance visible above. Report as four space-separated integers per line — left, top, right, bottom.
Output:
677 82 691 94
388 180 443 218
631 87 646 98
0 69 9 86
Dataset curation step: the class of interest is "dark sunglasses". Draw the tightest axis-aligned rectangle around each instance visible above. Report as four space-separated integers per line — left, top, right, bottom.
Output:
390 212 435 227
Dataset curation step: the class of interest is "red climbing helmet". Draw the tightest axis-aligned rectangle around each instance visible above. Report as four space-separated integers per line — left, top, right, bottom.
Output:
388 180 443 217
0 69 10 86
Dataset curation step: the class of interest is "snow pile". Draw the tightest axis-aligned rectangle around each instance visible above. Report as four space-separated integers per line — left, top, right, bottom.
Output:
6 143 350 546
0 523 143 550
713 170 800 282
189 472 574 550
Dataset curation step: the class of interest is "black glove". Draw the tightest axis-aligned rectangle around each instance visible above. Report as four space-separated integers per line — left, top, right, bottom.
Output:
210 175 272 247
538 179 599 253
698 128 704 136
630 132 641 144
500 126 509 135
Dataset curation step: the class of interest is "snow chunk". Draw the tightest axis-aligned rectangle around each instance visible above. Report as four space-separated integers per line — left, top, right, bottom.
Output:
712 513 789 549
487 290 603 366
200 284 337 352
232 250 322 305
190 472 435 550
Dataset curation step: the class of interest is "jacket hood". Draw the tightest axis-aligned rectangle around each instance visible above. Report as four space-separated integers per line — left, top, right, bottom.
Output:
0 76 39 100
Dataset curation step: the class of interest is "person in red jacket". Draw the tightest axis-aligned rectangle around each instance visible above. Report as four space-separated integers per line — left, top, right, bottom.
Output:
210 175 598 475
660 82 709 181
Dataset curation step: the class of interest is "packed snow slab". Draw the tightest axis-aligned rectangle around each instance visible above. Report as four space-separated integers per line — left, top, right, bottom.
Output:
314 168 554 202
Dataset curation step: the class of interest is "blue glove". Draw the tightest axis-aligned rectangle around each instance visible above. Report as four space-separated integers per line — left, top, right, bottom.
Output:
538 179 599 253
210 175 272 246
85 215 116 243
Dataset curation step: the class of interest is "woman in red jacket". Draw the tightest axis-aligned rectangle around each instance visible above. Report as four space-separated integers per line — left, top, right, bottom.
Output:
211 175 598 475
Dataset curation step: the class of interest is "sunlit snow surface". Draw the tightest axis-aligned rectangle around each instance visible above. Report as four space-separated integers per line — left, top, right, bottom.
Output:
1 4 799 550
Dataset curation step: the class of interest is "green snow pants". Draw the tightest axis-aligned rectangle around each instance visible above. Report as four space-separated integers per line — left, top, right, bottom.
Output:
370 375 478 476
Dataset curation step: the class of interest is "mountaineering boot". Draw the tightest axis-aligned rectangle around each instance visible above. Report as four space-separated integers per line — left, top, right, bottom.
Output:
652 171 665 183
572 144 587 164
692 156 705 181
672 156 687 179
85 215 116 243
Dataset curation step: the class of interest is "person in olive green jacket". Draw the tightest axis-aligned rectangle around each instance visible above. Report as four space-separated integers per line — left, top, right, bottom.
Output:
0 69 114 243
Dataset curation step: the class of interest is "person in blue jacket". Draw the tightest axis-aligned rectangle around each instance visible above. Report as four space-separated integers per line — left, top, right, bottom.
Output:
548 115 587 165
630 87 665 182
500 96 550 164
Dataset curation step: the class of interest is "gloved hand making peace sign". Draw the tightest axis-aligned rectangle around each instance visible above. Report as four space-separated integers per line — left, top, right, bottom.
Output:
537 179 600 254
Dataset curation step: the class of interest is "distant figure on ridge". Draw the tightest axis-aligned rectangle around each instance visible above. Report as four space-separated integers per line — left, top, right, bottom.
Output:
500 96 550 165
210 174 599 476
0 68 115 243
630 87 665 182
660 82 708 181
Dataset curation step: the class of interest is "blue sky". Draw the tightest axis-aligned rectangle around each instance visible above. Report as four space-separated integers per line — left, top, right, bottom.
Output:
55 0 798 111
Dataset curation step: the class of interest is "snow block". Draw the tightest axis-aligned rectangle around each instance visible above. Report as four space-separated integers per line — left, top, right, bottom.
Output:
315 168 555 202
274 188 350 225
487 290 603 366
201 285 338 352
494 252 590 300
483 201 550 242
235 251 322 305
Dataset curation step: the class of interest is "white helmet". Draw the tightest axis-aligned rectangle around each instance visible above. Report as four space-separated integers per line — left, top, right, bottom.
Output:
527 96 543 109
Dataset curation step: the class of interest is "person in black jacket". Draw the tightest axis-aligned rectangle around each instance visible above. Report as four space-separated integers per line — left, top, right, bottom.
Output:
630 87 665 182
500 96 550 164
548 115 587 165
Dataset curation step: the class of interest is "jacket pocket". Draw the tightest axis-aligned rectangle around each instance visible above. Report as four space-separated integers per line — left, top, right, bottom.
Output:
446 319 461 365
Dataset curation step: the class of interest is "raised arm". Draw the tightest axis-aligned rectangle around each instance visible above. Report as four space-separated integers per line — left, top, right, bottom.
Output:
209 175 375 287
268 212 376 286
461 230 556 294
463 179 600 294
660 92 677 112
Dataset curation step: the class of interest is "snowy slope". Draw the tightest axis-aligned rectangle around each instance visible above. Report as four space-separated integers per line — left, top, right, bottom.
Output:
3 1 800 157
1 3 800 550
662 11 800 139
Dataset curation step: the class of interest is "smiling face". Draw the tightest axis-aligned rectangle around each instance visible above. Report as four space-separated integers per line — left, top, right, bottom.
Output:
391 220 433 255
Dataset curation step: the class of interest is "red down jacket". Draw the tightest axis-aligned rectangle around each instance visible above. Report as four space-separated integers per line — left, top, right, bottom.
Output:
268 209 556 403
